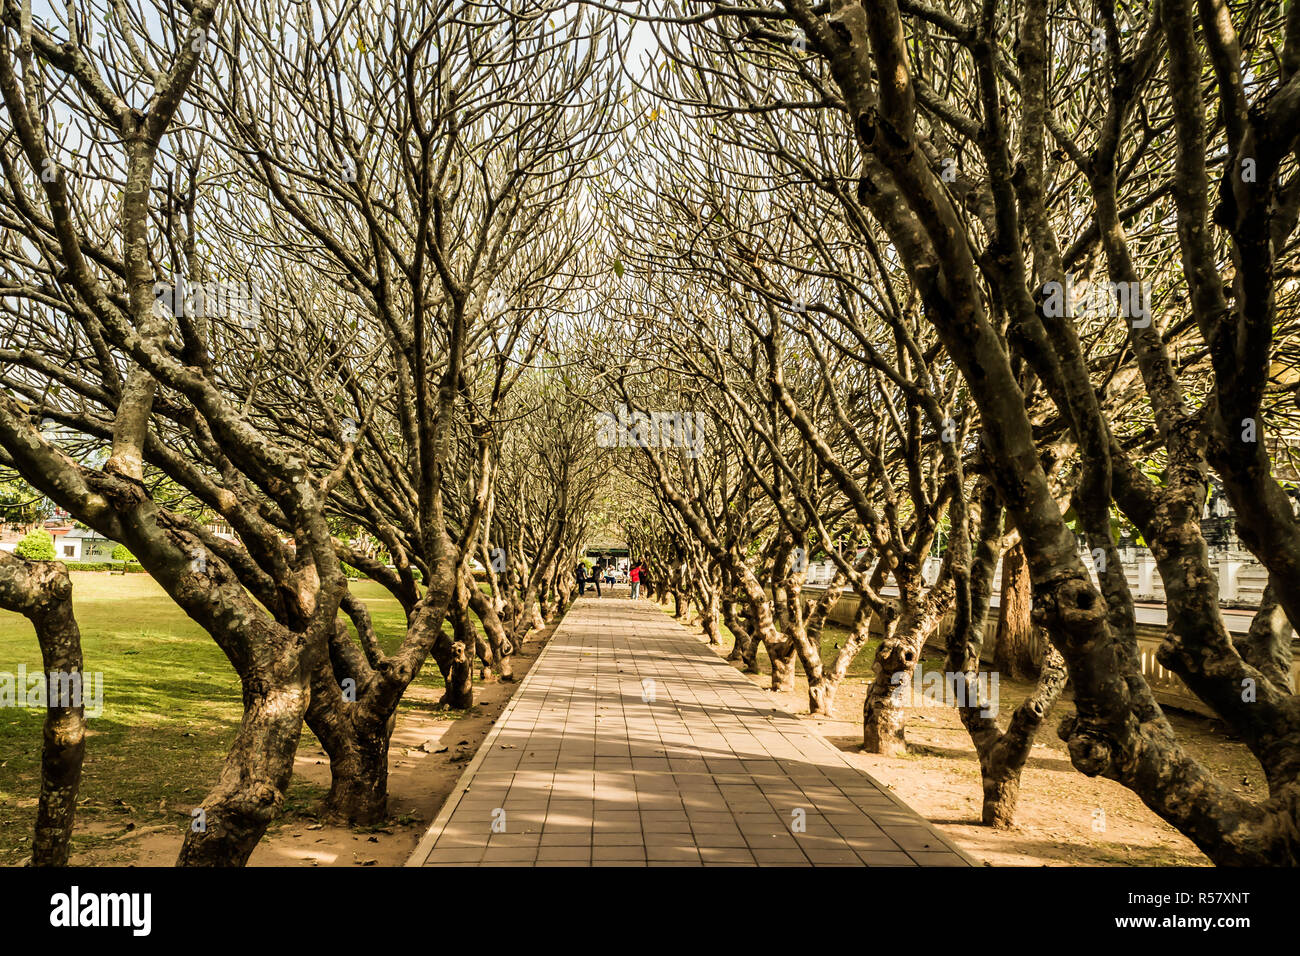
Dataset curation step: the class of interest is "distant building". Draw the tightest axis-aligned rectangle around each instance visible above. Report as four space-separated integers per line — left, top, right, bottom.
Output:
53 527 119 562
585 538 629 563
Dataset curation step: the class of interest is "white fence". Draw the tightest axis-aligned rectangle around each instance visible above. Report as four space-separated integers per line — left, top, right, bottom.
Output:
803 547 1269 608
804 555 945 589
799 581 1296 718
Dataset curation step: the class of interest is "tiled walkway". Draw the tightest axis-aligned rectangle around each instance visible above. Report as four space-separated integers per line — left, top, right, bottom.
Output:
408 596 973 867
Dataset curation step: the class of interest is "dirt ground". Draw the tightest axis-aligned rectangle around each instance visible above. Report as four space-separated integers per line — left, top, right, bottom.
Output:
674 605 1266 867
61 624 554 867
21 592 1264 867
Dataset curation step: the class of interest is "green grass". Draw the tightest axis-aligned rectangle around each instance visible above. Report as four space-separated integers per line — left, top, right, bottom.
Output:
0 572 466 864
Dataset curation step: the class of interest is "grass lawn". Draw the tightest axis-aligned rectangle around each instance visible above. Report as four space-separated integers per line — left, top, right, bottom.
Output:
0 572 462 865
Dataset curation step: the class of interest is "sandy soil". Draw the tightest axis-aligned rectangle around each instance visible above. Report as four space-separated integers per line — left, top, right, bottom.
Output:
64 623 554 867
676 608 1266 867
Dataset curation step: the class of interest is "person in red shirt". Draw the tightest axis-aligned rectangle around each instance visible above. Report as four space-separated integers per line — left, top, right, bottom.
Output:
629 561 641 599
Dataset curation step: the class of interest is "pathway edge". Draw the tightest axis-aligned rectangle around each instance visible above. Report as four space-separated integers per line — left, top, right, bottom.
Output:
404 618 566 867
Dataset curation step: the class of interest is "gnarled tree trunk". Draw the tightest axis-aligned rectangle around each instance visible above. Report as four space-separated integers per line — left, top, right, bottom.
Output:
0 555 86 866
178 634 310 865
993 544 1038 680
975 644 1068 826
863 578 952 755
467 572 514 681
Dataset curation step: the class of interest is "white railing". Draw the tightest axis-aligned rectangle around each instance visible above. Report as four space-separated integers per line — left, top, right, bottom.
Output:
802 555 944 589
805 548 1268 608
804 561 837 587
1103 546 1265 607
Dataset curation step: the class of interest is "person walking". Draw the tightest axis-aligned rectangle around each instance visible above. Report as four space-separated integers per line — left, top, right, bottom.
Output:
591 558 603 597
629 561 641 600
575 562 587 597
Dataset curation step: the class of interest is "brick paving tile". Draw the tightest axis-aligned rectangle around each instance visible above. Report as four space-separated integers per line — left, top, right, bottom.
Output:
410 597 973 867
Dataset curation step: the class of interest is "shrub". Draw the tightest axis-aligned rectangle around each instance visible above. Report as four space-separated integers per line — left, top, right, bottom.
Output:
111 543 136 562
62 561 146 573
14 528 55 561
